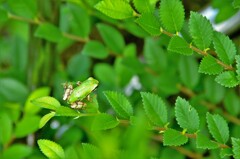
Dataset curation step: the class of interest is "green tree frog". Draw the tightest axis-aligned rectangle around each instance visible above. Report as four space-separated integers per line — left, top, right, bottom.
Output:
63 77 99 109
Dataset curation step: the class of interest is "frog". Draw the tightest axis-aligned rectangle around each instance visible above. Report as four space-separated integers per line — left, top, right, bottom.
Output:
63 77 99 109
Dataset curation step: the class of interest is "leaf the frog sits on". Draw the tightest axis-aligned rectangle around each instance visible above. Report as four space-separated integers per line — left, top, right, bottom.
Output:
63 77 99 109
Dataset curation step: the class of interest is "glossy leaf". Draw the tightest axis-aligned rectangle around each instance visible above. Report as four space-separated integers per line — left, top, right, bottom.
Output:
223 90 240 116
179 56 199 89
159 0 185 33
69 4 91 38
35 23 63 43
215 71 239 88
104 91 133 119
82 41 108 59
39 112 55 128
199 55 223 75
144 38 167 71
175 97 199 133
91 113 120 131
204 76 225 103
196 133 218 149
135 13 161 36
7 0 37 19
0 111 12 144
232 137 240 159
189 12 213 50
82 143 101 159
168 36 193 55
163 129 188 146
141 92 168 127
24 87 50 115
233 0 240 9
2 144 32 159
206 112 229 144
55 106 81 117
38 139 65 159
133 0 154 13
95 0 134 19
97 23 125 54
213 31 236 64
0 78 28 102
15 115 41 138
220 148 233 158
31 96 61 110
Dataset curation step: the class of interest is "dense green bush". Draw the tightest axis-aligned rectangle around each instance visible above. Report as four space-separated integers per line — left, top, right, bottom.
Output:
0 0 240 158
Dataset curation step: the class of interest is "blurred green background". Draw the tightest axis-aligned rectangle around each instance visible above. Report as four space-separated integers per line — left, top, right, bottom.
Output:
0 0 240 158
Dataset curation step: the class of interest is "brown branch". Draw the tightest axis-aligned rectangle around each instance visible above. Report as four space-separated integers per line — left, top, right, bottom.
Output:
152 135 203 159
160 28 234 71
178 84 240 125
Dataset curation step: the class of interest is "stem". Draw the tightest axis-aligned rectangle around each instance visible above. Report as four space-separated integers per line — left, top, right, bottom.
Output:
62 33 89 43
152 135 203 159
160 28 234 71
178 84 240 125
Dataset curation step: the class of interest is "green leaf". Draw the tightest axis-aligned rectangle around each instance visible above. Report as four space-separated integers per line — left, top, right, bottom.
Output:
159 0 185 33
232 138 240 159
38 139 65 159
95 0 134 19
168 36 193 55
0 78 28 102
144 38 167 72
220 148 233 158
135 13 161 36
215 71 239 88
2 144 32 159
199 55 223 75
97 23 125 54
7 0 37 19
233 0 240 8
175 97 199 133
133 0 154 13
196 133 218 149
141 92 168 127
163 129 188 146
0 8 8 23
0 111 12 144
55 106 81 117
206 112 229 144
35 23 63 43
204 76 225 103
67 54 91 81
68 3 91 38
189 12 213 50
91 113 120 131
82 41 108 59
31 96 61 110
179 56 199 89
94 63 116 86
213 31 236 64
223 90 240 116
121 56 145 74
15 115 41 138
236 55 240 81
39 112 56 128
104 91 133 119
24 87 50 115
82 143 101 159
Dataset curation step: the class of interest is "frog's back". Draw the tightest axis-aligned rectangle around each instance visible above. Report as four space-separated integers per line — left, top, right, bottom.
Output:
68 77 99 103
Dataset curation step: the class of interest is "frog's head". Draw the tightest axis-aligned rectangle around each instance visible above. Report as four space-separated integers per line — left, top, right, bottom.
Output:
87 77 99 85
